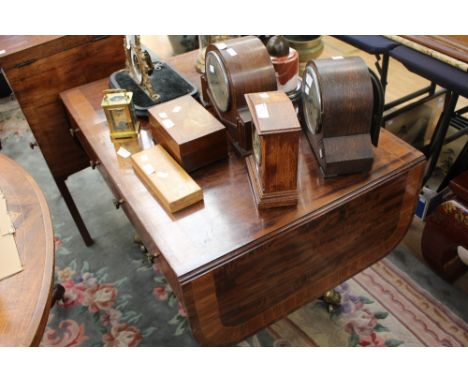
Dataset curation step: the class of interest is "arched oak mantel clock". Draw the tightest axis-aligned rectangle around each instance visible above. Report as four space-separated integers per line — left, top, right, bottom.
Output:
302 56 383 178
201 36 277 156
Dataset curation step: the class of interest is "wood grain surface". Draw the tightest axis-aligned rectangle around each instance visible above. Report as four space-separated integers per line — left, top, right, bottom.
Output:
304 56 375 177
401 35 468 64
245 91 301 208
131 145 203 213
0 35 125 180
60 50 425 345
0 154 54 346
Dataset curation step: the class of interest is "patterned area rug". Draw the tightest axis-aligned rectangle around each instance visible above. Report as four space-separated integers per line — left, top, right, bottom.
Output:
42 251 468 347
1 97 467 347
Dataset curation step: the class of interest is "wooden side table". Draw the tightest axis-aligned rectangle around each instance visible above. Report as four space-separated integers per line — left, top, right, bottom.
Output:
0 154 54 346
0 36 125 246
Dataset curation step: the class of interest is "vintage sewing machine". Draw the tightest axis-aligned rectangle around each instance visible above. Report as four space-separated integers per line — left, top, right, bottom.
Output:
109 35 197 116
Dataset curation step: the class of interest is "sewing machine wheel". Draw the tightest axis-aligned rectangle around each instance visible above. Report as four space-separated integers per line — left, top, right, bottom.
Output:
131 46 143 83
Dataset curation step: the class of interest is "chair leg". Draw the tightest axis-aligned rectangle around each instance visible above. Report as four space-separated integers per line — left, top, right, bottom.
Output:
423 91 459 185
380 52 389 95
55 177 94 246
51 284 65 307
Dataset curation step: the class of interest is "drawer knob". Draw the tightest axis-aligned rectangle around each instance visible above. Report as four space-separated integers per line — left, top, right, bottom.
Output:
112 198 125 209
69 128 79 137
90 160 101 169
146 251 160 264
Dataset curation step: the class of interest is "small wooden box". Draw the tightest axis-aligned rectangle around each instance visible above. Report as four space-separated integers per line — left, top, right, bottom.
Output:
148 95 227 172
131 145 203 213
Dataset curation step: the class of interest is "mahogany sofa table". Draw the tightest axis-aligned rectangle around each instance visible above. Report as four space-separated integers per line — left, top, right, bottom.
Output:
60 50 425 345
0 154 54 346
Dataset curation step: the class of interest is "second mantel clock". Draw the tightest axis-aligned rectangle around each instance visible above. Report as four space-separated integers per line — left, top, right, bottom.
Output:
302 56 383 178
201 36 277 156
245 91 301 209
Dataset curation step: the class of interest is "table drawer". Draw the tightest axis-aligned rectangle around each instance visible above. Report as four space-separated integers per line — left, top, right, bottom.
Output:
97 162 161 257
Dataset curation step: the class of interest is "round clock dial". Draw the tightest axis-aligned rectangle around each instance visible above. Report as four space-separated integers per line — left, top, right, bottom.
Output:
252 127 262 167
206 51 230 112
303 66 322 134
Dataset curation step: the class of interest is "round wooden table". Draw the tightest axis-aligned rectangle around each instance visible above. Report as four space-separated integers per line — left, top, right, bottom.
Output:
0 154 54 346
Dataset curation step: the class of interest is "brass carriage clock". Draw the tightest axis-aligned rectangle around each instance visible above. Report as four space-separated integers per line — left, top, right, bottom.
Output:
201 36 277 156
101 89 139 140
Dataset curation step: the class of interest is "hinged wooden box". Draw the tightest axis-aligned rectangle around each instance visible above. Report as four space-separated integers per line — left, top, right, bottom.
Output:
148 95 227 172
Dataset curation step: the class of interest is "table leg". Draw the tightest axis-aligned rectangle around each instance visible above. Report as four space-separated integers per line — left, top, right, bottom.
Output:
55 177 94 246
51 284 65 306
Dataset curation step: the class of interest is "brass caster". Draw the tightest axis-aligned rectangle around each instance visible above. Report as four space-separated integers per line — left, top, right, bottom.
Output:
133 233 142 245
322 289 341 313
146 252 158 264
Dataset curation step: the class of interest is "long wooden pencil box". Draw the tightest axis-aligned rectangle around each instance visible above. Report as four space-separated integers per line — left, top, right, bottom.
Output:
131 145 203 213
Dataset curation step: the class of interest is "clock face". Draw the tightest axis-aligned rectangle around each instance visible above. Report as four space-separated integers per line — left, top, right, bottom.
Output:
252 127 262 167
206 51 230 112
303 66 322 134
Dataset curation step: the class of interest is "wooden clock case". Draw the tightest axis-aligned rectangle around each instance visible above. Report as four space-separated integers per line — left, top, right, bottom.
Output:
302 56 383 178
245 91 301 209
201 36 277 156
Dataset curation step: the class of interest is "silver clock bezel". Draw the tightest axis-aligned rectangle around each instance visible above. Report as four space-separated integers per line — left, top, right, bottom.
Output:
206 51 230 113
303 65 323 135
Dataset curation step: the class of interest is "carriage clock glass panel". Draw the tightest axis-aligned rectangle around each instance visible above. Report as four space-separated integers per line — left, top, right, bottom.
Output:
110 108 131 131
205 51 230 112
303 65 322 134
252 127 262 167
107 94 132 131
101 90 139 140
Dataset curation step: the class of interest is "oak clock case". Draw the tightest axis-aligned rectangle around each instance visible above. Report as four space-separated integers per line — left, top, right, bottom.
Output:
201 36 277 156
302 56 384 178
245 91 301 209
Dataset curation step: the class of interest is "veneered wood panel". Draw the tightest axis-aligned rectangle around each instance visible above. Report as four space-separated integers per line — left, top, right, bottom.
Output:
1 35 125 179
0 154 54 346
